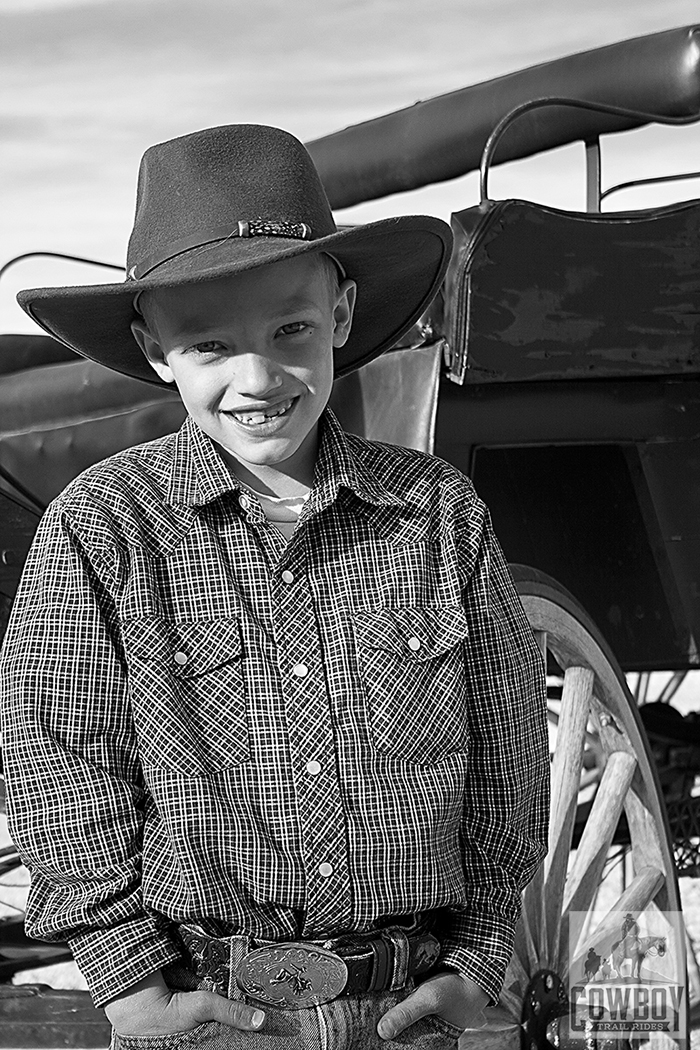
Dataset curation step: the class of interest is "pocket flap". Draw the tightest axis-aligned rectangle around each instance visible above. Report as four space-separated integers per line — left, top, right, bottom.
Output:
124 617 242 677
354 605 468 661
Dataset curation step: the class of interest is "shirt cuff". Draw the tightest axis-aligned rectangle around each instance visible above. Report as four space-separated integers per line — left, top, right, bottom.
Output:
68 915 182 1007
437 913 517 1005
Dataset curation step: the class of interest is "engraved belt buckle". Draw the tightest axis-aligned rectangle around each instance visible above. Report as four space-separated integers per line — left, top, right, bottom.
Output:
236 942 349 1009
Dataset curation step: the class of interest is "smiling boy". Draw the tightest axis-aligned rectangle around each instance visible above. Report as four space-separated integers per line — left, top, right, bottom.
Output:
132 253 352 495
0 125 548 1049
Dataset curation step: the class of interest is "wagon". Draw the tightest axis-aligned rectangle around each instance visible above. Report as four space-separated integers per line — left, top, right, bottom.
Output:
2 22 700 1050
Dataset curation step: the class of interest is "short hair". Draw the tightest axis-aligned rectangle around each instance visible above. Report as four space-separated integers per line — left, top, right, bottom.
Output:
317 251 342 295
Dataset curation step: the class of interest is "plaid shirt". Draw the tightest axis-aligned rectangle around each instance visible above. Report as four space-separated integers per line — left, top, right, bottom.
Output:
0 410 548 1008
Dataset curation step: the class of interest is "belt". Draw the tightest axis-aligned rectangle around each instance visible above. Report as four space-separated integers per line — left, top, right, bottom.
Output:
178 921 442 1010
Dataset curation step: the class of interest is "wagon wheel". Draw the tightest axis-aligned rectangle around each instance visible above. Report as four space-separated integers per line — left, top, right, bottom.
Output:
460 565 685 1050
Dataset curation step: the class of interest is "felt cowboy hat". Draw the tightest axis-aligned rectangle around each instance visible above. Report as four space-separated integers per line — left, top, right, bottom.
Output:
17 124 453 384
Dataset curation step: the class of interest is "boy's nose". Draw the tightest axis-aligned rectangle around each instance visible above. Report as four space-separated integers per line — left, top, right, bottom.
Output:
233 353 283 397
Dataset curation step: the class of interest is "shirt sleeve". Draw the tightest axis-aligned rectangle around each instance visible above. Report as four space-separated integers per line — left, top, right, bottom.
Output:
0 499 181 1006
437 503 550 1003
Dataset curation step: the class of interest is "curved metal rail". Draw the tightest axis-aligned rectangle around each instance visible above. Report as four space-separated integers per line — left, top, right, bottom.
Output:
479 96 700 201
0 251 123 282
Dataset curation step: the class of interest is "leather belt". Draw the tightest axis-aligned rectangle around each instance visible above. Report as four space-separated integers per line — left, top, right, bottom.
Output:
178 921 442 1009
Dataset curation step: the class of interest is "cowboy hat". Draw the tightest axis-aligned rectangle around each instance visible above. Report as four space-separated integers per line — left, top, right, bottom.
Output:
17 124 453 384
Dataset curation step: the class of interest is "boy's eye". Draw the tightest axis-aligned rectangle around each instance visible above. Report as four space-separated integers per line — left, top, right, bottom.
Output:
187 341 225 355
278 322 308 336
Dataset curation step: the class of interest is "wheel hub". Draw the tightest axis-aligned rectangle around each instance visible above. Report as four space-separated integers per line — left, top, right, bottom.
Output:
521 968 633 1050
521 968 568 1049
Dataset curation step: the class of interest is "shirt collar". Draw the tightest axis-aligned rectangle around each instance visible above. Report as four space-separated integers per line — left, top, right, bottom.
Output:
167 416 241 507
166 410 405 511
310 410 404 515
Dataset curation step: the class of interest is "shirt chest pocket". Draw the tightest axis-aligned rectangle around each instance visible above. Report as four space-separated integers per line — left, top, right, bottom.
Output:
123 617 249 775
353 605 470 764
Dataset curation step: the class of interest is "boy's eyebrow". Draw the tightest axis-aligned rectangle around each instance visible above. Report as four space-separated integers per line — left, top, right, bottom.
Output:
169 315 213 339
278 292 320 308
169 295 325 339
270 293 325 317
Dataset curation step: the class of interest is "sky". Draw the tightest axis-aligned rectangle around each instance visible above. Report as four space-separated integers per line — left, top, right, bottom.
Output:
2 0 700 332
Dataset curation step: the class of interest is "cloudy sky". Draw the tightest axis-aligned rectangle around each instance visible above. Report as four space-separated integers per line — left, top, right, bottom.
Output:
2 0 700 332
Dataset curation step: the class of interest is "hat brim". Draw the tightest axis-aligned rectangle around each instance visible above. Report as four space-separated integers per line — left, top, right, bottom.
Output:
17 217 452 385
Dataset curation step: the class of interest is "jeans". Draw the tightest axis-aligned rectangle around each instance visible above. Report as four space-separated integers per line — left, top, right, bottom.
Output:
110 956 463 1050
111 994 462 1049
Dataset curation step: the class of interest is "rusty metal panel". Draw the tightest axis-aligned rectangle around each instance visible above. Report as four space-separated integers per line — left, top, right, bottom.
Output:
434 376 700 670
0 333 75 375
0 357 186 506
470 444 693 670
636 440 700 665
446 198 700 384
330 344 442 452
0 985 110 1048
0 491 40 607
435 376 700 455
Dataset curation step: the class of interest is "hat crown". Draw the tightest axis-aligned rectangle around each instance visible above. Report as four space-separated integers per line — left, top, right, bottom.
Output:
127 125 337 275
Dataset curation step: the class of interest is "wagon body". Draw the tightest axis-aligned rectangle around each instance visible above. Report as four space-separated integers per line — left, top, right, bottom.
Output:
433 194 700 673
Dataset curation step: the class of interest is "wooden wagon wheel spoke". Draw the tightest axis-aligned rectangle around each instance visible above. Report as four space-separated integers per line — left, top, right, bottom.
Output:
547 666 595 853
562 750 637 916
522 667 595 975
469 566 685 1050
557 750 638 973
543 665 594 967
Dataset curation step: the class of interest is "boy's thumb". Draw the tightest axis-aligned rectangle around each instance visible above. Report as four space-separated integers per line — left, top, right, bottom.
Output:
190 989 265 1031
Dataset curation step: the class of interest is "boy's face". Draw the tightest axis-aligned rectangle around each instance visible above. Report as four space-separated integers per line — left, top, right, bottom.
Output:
132 254 356 481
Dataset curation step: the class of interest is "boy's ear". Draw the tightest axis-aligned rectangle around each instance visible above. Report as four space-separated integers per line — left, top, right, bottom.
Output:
332 279 357 349
131 318 176 384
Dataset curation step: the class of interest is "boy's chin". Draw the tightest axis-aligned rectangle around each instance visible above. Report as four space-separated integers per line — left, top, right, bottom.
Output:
215 432 313 471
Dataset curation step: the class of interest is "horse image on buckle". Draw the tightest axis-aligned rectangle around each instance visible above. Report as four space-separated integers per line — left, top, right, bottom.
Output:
237 943 349 1009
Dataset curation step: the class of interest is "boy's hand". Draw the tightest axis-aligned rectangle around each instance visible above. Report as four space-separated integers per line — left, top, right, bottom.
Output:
377 971 488 1040
104 970 265 1037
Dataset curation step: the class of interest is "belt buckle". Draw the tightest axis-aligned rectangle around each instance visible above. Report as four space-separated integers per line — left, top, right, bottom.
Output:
237 941 348 1009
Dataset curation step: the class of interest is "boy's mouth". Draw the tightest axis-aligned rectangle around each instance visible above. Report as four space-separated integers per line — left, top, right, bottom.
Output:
229 398 295 427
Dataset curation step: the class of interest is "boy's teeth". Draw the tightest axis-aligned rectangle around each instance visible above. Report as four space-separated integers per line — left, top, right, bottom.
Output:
234 399 292 425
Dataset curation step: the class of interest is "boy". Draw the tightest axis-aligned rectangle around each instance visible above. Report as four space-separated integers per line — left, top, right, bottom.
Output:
0 124 548 1048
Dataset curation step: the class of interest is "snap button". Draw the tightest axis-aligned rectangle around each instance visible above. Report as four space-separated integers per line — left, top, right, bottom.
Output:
239 493 251 510
173 651 188 666
293 663 309 678
318 862 333 877
306 760 322 776
407 636 422 651
282 570 294 584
